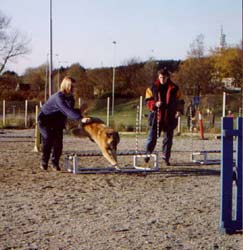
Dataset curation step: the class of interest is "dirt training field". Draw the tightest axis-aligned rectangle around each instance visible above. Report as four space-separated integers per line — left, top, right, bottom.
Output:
0 129 242 250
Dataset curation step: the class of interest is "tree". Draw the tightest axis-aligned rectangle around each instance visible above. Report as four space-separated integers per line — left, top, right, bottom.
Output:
188 34 205 58
0 70 19 99
0 11 30 74
22 65 47 89
210 45 243 87
86 67 112 97
66 63 94 99
176 34 214 95
117 58 144 97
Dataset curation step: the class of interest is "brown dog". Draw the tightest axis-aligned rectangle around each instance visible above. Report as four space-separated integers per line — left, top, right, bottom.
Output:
71 117 120 169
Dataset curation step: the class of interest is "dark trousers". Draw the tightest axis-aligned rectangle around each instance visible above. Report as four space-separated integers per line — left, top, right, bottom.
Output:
39 125 63 167
146 123 174 161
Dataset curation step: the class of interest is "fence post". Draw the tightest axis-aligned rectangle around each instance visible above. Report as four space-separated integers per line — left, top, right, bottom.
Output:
25 99 28 128
177 116 181 134
34 105 41 152
139 96 143 132
107 97 110 127
220 117 242 234
3 100 6 127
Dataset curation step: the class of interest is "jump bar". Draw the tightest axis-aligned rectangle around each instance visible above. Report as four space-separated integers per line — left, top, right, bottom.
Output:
64 151 159 174
64 150 151 157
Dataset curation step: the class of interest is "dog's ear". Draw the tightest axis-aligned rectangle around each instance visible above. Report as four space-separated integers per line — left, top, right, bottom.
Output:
106 130 120 150
114 131 120 144
105 129 115 138
106 130 120 143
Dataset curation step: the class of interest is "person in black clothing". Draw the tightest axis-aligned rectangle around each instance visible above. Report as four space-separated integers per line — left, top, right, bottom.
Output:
144 68 184 165
38 76 90 171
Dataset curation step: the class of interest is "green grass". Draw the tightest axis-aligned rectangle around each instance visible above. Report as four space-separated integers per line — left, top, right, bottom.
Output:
86 97 223 133
87 98 148 131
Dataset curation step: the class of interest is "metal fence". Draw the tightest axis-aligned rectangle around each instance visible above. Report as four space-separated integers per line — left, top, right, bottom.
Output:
0 100 40 128
0 97 235 132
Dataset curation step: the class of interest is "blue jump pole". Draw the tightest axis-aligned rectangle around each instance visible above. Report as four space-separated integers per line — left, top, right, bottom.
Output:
235 118 242 229
220 117 242 234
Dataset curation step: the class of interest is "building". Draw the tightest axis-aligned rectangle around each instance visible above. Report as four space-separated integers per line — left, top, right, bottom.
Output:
219 25 227 49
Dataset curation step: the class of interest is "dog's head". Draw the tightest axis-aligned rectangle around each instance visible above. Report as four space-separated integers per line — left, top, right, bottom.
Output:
106 129 120 150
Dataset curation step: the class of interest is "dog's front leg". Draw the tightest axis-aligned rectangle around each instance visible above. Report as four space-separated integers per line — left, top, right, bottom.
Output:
100 147 119 169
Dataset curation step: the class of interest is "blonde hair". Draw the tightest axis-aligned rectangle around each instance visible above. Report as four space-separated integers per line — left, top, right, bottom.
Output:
60 76 76 94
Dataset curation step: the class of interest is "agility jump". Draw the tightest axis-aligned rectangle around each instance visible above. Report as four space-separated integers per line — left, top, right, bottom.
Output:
220 117 242 234
64 150 159 174
64 104 160 174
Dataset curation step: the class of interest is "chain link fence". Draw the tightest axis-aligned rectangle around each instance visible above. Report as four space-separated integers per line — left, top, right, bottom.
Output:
0 100 40 128
0 95 241 132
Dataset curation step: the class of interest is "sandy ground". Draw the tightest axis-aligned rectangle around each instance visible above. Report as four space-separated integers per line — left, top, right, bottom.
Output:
0 129 242 250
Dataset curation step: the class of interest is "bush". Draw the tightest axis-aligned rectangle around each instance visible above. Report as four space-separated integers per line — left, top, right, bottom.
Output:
117 123 126 131
126 124 135 132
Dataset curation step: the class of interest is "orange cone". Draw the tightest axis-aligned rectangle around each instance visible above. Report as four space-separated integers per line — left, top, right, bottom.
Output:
198 111 205 140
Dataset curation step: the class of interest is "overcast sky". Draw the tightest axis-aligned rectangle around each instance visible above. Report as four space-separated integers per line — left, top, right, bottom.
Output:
1 0 242 75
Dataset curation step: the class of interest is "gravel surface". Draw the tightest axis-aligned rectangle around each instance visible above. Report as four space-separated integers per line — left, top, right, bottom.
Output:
0 129 242 250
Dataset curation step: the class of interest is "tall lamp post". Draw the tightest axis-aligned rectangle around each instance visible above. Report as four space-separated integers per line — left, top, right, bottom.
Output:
49 0 53 97
46 53 59 100
111 41 116 116
45 53 49 102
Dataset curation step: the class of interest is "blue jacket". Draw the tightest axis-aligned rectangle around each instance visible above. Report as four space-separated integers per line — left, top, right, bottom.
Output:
38 92 82 129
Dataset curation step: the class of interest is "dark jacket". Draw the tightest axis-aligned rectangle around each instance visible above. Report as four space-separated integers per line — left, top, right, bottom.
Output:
38 92 82 129
145 79 184 131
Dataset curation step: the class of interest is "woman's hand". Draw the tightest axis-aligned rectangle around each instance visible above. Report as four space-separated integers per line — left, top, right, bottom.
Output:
155 101 162 108
81 117 91 124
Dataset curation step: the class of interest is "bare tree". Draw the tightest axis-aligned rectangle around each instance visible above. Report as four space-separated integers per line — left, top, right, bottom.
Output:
188 33 205 58
176 34 214 95
0 11 30 74
186 34 211 95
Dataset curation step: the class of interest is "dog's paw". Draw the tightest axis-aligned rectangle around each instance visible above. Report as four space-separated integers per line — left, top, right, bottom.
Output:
113 165 120 170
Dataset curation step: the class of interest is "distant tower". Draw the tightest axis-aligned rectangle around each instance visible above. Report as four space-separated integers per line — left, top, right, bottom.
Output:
219 25 227 49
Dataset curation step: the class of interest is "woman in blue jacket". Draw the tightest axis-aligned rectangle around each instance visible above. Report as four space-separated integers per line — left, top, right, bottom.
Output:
38 76 89 171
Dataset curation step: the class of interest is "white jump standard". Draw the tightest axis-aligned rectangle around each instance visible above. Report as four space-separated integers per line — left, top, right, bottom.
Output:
191 150 221 165
191 149 237 165
64 150 159 174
